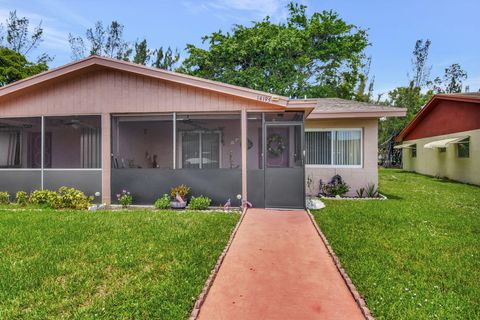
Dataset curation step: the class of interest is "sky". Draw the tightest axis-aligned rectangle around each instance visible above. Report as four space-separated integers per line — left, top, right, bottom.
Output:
1 0 479 97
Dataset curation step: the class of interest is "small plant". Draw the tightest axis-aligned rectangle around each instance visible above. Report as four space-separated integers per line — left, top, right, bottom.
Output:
365 183 379 198
356 187 366 198
117 189 133 208
188 195 211 210
170 184 190 200
321 174 350 197
0 191 10 205
29 190 61 208
154 194 171 209
57 186 93 210
15 191 28 206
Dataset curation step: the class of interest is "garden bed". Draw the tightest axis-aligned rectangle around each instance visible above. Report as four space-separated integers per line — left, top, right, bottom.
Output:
319 193 387 200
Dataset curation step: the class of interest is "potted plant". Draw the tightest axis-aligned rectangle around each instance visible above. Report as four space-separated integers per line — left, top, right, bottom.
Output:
170 184 190 209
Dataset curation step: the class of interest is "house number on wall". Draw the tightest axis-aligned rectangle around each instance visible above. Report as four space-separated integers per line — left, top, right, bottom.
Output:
257 95 272 102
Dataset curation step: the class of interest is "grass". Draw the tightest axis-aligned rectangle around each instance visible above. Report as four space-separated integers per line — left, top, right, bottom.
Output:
311 169 480 319
0 209 239 319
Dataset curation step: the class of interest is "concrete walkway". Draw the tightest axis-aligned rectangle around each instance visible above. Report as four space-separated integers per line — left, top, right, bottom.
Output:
197 208 365 320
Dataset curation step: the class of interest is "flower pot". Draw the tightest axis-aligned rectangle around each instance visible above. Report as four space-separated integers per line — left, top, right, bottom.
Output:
170 201 186 209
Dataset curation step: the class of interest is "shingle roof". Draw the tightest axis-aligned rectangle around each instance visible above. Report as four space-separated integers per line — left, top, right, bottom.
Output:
305 98 406 118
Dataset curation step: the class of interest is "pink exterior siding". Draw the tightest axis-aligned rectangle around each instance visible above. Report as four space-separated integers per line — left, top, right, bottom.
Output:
0 69 282 117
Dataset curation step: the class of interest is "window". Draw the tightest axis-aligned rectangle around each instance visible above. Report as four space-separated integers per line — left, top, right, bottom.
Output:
411 144 417 158
439 147 446 153
457 138 470 158
305 129 362 167
180 131 221 169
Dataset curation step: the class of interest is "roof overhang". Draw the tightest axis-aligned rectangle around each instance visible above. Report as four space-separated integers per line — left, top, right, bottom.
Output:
307 110 406 119
394 143 415 149
423 136 469 149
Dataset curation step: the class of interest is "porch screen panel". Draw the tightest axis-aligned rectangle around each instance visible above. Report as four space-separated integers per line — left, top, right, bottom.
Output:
305 131 331 165
44 115 101 168
0 117 41 168
333 130 361 166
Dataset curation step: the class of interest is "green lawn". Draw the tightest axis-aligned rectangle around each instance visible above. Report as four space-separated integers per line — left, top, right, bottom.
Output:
312 169 480 320
0 209 239 319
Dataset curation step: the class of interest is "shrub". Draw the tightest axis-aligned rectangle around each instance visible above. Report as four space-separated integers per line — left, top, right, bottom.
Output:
320 174 350 197
0 191 10 205
29 190 61 208
154 194 171 209
117 189 133 208
57 186 92 210
170 184 190 199
365 183 379 198
188 195 211 210
356 187 366 198
15 191 28 206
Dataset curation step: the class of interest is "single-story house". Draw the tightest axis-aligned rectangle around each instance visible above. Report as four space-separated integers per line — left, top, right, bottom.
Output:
0 55 405 208
395 93 480 185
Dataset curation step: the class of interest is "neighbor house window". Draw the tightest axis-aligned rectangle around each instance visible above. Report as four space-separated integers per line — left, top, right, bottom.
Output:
411 144 417 158
305 129 362 167
457 138 470 158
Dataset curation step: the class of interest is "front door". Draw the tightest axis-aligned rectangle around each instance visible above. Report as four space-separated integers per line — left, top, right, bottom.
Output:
264 123 304 208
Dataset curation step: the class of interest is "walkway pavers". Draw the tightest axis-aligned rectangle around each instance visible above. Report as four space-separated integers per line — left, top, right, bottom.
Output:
197 208 365 320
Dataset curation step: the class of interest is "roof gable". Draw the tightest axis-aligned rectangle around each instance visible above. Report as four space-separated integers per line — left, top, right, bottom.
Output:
397 94 480 141
0 55 290 108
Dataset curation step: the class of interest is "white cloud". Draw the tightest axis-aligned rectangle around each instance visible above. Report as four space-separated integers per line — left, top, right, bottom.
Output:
183 0 290 22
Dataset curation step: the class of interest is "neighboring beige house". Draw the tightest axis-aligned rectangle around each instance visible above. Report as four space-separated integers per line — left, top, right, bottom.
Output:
396 93 480 185
0 55 405 208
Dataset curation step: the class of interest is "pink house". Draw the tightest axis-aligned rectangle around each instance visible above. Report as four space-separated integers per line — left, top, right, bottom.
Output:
0 56 405 208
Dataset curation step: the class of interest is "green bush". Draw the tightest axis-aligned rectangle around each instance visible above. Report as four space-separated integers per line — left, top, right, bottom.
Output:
29 187 91 209
57 186 92 210
0 191 10 205
188 195 211 210
29 190 61 208
15 191 28 206
154 194 171 209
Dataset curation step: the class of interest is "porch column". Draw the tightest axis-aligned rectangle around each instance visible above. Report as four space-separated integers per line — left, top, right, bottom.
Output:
241 108 247 202
101 113 111 204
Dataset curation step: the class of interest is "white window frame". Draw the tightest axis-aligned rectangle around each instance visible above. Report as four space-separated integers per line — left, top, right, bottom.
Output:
178 130 222 169
305 128 363 169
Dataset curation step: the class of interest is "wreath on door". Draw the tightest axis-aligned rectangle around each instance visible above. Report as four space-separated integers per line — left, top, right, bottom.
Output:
267 133 286 157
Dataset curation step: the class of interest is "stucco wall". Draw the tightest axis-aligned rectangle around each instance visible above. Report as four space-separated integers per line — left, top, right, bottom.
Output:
402 129 480 185
305 118 378 196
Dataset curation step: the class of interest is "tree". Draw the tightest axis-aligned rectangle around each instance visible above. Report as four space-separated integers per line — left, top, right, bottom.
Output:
69 21 131 60
132 39 151 65
409 39 431 88
179 2 369 99
68 21 179 70
152 47 180 71
0 10 51 62
432 63 467 93
0 47 48 86
378 39 435 145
